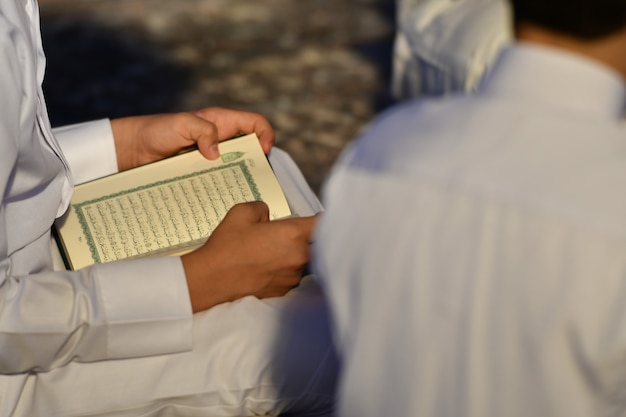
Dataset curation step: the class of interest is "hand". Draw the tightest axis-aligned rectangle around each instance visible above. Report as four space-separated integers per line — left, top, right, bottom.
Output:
181 201 317 313
110 107 275 171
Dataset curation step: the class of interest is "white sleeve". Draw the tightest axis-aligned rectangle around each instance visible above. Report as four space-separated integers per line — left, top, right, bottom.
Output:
1 252 193 373
53 119 119 184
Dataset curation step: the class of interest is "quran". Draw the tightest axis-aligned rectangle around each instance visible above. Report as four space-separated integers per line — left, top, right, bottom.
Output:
54 133 291 270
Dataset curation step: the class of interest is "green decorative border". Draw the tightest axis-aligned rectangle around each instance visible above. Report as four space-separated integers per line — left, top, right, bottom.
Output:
73 160 259 264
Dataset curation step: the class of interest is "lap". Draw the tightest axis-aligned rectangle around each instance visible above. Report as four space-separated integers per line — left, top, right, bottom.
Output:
20 278 337 417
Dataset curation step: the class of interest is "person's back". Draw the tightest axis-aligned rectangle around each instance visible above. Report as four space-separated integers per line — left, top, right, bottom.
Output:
314 1 626 415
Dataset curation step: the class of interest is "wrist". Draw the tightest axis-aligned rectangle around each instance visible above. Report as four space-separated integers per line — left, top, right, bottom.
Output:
110 117 139 171
181 251 234 313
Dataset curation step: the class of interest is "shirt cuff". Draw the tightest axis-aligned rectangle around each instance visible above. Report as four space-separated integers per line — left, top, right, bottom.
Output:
53 119 119 184
92 256 193 359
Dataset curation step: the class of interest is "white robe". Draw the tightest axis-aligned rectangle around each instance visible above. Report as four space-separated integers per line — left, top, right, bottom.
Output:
0 1 336 415
315 44 626 417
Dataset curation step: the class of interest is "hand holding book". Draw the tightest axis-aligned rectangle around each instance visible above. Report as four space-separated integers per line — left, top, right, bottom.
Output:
55 108 318 313
55 133 293 269
110 107 275 171
182 201 317 312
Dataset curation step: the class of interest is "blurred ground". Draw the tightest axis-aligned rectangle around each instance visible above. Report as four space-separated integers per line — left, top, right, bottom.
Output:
38 0 396 194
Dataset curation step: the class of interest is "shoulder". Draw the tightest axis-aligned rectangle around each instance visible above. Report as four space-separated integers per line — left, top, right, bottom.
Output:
339 94 477 173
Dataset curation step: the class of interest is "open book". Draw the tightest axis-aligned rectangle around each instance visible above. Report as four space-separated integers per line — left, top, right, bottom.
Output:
54 133 291 270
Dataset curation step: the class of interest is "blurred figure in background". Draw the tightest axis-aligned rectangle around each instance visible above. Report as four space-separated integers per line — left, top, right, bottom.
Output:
0 0 337 416
393 0 512 99
315 0 626 416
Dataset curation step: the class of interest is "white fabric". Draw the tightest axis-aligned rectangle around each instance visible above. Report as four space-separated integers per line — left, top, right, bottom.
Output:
53 119 119 184
393 0 512 99
8 276 337 417
0 0 192 375
314 43 626 417
269 148 324 217
0 0 336 415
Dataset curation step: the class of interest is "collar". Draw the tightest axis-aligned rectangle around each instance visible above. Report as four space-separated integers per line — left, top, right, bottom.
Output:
479 42 626 121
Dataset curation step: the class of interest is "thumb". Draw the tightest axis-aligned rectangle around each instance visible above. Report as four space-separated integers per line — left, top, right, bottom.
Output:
189 117 220 160
277 215 318 239
224 201 271 224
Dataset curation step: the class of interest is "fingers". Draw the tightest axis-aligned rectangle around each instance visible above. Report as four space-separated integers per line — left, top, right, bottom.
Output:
273 214 318 243
110 107 275 171
194 107 276 153
228 203 317 243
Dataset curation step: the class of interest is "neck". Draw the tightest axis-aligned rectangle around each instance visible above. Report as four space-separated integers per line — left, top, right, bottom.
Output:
516 23 626 80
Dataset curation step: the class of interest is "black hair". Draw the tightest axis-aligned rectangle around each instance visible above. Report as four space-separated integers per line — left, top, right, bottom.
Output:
510 0 626 40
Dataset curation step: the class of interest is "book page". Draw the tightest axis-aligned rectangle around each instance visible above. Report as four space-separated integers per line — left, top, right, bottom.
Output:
55 133 291 270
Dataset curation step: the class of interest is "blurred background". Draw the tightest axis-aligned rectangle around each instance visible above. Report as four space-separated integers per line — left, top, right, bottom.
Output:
39 0 397 195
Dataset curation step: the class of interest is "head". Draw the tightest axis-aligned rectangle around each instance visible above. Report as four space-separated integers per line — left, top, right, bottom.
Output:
510 0 626 40
510 0 626 78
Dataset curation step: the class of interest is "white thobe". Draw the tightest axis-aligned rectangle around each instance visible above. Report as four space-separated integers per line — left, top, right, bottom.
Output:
314 43 626 417
393 0 511 99
0 1 336 415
